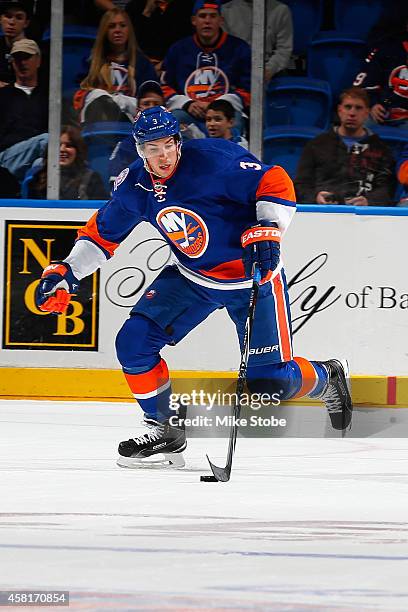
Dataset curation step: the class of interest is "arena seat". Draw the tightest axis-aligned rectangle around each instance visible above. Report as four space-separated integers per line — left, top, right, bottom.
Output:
281 0 323 56
265 77 331 129
42 26 97 97
307 32 366 101
263 126 322 178
369 125 408 160
334 0 386 40
81 122 133 190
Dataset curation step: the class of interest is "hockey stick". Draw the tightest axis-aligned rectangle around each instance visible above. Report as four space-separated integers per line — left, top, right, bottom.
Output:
205 267 261 482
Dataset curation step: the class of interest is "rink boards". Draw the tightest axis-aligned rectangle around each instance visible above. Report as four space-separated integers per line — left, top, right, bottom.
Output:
0 200 408 404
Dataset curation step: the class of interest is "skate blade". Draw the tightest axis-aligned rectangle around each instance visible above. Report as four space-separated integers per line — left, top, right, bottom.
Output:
116 452 185 470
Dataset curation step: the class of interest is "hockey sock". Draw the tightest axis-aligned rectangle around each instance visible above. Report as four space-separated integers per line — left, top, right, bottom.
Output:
123 358 173 421
293 356 328 398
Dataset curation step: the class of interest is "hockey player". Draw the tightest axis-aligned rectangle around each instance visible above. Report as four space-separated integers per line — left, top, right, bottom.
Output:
35 106 352 468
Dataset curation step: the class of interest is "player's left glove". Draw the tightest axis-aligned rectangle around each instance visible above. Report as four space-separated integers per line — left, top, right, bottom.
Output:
241 221 281 284
35 261 80 314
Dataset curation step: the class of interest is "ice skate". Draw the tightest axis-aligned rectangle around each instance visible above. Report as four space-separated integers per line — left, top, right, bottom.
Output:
319 359 353 431
116 416 186 469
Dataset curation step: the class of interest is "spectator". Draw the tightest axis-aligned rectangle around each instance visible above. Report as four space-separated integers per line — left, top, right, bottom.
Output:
205 99 248 147
221 0 293 83
397 144 408 205
0 0 30 86
108 79 166 184
125 0 194 76
353 12 408 127
0 39 48 182
161 0 251 135
136 78 165 111
27 125 108 200
73 8 157 124
295 87 395 206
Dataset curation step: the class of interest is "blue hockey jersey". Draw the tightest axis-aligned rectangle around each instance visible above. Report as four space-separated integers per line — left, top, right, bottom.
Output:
161 31 251 113
354 37 408 121
72 139 296 289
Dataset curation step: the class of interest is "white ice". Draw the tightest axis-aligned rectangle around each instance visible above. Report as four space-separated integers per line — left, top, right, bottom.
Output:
0 399 408 611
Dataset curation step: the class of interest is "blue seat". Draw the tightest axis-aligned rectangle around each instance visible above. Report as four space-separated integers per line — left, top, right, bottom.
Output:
265 77 331 129
263 126 322 178
43 26 97 97
369 125 408 160
334 0 386 40
81 122 133 190
307 32 367 101
281 0 323 56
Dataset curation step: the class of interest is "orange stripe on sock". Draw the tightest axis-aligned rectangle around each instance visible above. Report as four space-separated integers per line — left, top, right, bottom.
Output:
272 274 292 361
292 356 318 398
124 359 169 395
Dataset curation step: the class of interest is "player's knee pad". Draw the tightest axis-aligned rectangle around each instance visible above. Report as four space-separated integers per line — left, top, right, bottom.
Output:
246 360 302 401
115 313 167 372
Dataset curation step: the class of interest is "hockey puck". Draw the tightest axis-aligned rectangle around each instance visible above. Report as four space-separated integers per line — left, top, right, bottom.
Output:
200 475 218 482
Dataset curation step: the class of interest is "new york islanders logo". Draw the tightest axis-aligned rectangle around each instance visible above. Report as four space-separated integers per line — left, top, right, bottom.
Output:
156 207 209 258
185 67 229 101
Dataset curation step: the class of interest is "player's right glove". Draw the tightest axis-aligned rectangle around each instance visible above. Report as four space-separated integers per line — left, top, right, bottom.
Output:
241 221 281 285
35 262 79 314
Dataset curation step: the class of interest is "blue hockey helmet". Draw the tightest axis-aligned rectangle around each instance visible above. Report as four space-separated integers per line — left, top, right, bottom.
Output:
132 106 182 174
132 106 181 146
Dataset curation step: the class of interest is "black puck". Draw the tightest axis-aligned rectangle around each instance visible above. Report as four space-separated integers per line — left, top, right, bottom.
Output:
200 475 218 482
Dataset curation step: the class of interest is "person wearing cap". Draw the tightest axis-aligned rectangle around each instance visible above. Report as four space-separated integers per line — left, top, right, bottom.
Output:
160 0 250 136
0 0 31 86
0 38 48 183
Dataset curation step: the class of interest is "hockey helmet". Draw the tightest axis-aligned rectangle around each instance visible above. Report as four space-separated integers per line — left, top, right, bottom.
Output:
132 106 180 146
132 106 182 173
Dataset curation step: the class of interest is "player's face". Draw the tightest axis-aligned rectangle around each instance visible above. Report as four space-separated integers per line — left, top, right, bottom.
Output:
206 109 234 139
337 96 369 130
0 10 29 39
138 92 165 111
107 14 129 48
11 52 40 80
143 136 178 178
192 9 223 45
59 133 77 167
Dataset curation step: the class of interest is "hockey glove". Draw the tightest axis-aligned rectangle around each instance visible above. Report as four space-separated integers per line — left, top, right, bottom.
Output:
241 221 281 284
35 262 80 314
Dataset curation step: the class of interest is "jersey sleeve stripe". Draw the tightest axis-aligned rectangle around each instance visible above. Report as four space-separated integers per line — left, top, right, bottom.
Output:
64 238 107 280
77 211 120 258
256 200 296 234
257 195 297 208
256 166 296 202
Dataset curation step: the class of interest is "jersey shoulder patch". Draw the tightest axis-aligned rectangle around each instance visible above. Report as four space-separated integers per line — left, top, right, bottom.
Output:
113 167 129 191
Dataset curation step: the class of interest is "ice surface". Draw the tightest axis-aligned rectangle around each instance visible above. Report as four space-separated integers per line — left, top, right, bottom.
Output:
0 400 407 611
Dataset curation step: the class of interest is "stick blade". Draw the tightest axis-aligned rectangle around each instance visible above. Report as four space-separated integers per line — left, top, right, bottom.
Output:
206 454 231 482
